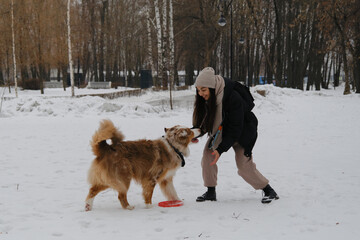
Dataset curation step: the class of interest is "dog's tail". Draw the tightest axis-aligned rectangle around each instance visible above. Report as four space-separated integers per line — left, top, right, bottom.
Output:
91 119 124 157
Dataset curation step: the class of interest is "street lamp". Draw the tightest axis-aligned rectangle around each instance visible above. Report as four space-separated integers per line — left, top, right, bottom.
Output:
218 14 226 27
239 37 245 44
218 0 233 80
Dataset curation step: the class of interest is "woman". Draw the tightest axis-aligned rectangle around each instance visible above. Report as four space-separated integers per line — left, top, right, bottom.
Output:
192 67 279 204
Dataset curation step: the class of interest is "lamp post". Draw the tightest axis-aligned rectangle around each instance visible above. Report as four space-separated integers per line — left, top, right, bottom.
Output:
218 14 226 27
238 36 245 85
218 0 233 80
239 37 244 44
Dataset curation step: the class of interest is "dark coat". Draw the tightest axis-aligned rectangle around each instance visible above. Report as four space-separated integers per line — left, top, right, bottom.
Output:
216 78 258 157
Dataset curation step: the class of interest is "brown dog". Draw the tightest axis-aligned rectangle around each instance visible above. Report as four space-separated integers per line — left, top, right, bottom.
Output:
85 119 200 211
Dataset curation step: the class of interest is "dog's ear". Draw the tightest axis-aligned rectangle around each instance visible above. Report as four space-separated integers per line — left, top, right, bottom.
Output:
164 128 168 133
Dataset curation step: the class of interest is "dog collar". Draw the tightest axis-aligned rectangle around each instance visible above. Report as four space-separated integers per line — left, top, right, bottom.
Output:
164 137 185 167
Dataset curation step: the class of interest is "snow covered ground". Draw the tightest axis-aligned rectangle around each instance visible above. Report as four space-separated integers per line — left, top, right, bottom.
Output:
0 85 359 240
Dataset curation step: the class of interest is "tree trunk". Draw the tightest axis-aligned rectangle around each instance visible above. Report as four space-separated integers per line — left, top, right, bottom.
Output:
253 39 260 85
185 59 194 86
246 0 276 81
335 26 351 94
273 0 283 86
154 0 163 87
355 44 360 93
38 62 45 94
353 10 360 93
326 56 333 89
36 13 44 96
67 0 75 97
146 0 155 79
333 53 341 88
99 0 108 82
341 37 351 95
89 0 98 82
297 3 314 91
330 2 350 94
247 38 255 86
62 65 67 89
169 0 175 109
322 54 330 89
161 0 168 89
19 21 29 87
11 0 18 97
0 70 4 86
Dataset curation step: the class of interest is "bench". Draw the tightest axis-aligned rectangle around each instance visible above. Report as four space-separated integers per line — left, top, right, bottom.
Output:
86 81 111 89
44 81 63 88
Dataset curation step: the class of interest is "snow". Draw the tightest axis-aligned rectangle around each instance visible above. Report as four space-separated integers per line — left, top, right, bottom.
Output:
1 85 359 239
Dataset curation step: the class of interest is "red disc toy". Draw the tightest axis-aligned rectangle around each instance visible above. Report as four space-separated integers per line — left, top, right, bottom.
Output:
158 200 184 208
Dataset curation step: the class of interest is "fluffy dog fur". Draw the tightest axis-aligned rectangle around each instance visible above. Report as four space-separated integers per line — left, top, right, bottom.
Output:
85 119 200 211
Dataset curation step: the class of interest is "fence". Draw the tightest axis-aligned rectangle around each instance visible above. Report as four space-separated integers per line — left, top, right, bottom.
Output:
76 89 142 99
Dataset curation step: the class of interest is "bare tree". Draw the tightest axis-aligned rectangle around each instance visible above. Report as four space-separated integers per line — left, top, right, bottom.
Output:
168 0 175 109
67 0 75 96
1 0 359 95
161 0 168 89
11 0 18 97
322 0 358 94
145 0 155 77
154 0 163 87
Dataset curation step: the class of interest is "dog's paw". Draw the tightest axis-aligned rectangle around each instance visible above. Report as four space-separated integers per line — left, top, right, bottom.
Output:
85 203 92 211
126 205 135 210
145 204 153 209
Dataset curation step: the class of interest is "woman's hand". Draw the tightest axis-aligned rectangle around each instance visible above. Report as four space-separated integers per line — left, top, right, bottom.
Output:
210 150 220 166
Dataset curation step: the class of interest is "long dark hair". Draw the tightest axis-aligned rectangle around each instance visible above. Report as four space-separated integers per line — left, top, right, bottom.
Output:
193 88 216 133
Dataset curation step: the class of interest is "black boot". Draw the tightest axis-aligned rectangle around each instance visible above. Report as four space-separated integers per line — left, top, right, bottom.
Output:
261 184 279 204
196 187 217 202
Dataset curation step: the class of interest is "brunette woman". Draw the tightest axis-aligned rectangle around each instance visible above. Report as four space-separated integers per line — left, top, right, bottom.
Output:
192 67 279 204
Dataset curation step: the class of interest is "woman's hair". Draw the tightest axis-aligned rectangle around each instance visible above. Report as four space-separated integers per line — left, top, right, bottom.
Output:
193 88 216 133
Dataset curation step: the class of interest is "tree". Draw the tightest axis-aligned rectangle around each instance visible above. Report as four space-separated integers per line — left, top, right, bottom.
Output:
161 0 168 89
169 0 175 109
321 0 360 94
11 0 18 97
154 0 164 87
1 0 359 95
145 0 155 78
67 0 75 96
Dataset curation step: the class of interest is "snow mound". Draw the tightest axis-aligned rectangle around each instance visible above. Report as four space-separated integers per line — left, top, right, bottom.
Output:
1 84 355 119
97 102 123 112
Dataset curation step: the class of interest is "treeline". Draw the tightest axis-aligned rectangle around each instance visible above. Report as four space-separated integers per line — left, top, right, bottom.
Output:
0 0 359 94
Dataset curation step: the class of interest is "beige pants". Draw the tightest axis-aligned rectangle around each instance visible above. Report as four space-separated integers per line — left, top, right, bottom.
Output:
201 140 269 190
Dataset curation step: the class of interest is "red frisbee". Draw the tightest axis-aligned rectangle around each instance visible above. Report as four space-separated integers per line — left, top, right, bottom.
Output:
158 200 184 208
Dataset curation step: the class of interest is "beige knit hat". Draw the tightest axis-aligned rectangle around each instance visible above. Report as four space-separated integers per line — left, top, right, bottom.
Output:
195 67 216 88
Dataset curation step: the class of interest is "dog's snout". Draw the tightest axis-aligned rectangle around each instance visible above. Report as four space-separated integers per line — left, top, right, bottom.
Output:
191 128 201 138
